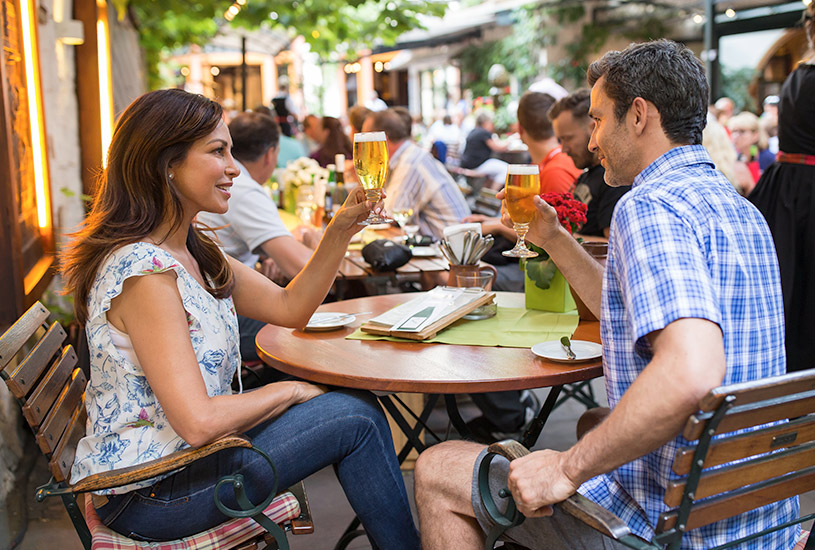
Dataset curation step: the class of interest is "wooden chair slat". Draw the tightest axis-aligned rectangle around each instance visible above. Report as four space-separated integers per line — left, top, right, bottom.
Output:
699 370 815 412
658 465 815 533
36 369 87 455
673 416 815 475
70 434 253 493
50 403 86 483
6 322 67 399
22 346 78 428
683 393 815 441
0 302 49 373
665 441 815 507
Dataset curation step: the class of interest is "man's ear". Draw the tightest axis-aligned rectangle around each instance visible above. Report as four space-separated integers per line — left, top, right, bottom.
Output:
265 144 279 167
629 97 649 136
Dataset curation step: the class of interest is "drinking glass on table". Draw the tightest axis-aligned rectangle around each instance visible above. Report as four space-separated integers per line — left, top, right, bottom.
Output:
392 207 418 244
295 185 317 226
353 131 392 225
502 164 539 258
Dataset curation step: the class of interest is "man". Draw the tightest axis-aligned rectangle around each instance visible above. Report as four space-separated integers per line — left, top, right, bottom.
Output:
361 108 470 240
459 111 510 189
414 40 797 550
198 112 317 363
549 89 631 238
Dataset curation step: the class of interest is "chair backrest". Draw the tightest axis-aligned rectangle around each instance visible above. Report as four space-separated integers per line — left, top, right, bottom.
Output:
0 302 86 484
656 369 815 543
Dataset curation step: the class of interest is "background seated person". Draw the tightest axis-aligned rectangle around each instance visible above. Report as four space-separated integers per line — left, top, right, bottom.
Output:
459 111 510 189
549 89 631 239
310 116 353 168
61 89 420 548
465 91 582 292
362 108 470 241
197 112 319 364
413 39 797 550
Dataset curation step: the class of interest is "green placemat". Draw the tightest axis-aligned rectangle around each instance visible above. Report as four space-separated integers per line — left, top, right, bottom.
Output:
346 307 579 348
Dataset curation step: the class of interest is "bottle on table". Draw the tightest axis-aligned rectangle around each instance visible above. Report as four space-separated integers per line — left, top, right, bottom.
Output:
331 153 349 210
323 164 336 226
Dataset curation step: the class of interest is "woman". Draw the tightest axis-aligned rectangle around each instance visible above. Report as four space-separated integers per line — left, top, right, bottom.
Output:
727 111 775 192
749 2 815 374
61 89 419 547
310 116 352 168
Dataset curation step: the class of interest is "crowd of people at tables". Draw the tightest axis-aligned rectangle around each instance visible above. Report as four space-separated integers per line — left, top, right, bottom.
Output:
59 6 813 546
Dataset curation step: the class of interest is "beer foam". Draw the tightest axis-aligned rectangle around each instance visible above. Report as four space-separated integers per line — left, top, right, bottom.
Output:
507 164 539 175
354 131 386 142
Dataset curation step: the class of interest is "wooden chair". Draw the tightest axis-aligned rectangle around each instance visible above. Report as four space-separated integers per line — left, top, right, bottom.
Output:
0 302 314 550
478 368 815 550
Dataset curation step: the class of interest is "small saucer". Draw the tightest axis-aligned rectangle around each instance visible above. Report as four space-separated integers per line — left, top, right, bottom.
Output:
531 340 602 363
304 312 356 332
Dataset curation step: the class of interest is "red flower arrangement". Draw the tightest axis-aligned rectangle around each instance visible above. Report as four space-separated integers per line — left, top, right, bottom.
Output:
525 192 587 289
540 192 587 235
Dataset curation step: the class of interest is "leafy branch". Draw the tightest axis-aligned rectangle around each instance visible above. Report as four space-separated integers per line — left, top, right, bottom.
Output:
117 0 447 89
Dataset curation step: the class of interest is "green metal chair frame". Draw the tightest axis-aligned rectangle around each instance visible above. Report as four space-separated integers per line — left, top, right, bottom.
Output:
0 302 312 550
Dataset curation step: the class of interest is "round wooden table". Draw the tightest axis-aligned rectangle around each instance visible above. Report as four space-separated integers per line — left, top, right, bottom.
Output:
256 292 603 395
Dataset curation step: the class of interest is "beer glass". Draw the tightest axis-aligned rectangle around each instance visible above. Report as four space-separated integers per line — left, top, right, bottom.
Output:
353 131 392 225
502 164 540 258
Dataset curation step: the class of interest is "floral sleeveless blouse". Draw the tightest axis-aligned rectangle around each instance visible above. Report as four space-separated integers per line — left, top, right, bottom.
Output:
70 242 240 494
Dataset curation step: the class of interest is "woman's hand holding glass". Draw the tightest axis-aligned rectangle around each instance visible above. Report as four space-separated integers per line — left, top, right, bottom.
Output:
326 185 386 239
354 131 393 225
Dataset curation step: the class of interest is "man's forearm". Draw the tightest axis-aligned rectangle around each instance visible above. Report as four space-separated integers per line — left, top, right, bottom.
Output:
534 227 603 318
562 319 727 486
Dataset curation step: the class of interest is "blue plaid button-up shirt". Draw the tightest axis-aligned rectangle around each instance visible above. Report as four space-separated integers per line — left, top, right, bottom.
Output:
578 145 799 549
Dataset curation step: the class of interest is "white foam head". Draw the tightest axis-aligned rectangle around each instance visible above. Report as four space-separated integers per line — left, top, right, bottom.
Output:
354 131 386 142
507 164 539 175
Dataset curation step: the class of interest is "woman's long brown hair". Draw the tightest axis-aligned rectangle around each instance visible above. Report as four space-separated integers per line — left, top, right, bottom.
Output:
61 89 234 324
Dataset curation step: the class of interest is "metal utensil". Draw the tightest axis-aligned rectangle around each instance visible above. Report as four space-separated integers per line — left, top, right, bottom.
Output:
462 231 475 265
441 239 459 265
560 336 577 360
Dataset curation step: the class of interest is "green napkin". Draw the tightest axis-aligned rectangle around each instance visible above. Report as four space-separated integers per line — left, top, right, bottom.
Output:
346 307 579 348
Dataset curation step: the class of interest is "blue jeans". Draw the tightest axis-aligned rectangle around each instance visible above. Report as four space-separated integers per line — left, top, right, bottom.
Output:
95 390 420 549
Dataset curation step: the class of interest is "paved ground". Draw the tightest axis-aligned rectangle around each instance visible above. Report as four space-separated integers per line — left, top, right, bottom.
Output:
9 381 815 549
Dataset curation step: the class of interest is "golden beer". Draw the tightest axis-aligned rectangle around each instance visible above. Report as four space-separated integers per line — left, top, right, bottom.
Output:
506 181 539 224
353 132 389 191
502 164 540 258
353 131 393 225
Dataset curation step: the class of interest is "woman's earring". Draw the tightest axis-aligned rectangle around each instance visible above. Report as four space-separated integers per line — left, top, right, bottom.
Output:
168 173 174 180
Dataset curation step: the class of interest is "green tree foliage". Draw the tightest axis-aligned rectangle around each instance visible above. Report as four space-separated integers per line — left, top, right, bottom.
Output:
720 66 759 113
117 0 446 89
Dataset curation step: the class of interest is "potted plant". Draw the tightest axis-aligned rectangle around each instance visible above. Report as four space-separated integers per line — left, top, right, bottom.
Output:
524 192 587 312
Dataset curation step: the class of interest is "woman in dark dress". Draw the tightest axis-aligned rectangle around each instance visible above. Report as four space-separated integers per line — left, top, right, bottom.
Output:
748 4 815 373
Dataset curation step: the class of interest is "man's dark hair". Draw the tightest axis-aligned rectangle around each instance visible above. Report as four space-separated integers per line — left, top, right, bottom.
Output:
517 91 556 141
587 39 709 145
228 111 280 163
367 108 411 142
548 88 591 122
391 106 413 138
348 105 372 133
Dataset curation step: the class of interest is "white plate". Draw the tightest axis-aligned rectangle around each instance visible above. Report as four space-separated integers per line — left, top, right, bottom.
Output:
304 312 356 332
366 223 392 230
531 340 602 363
410 246 438 257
